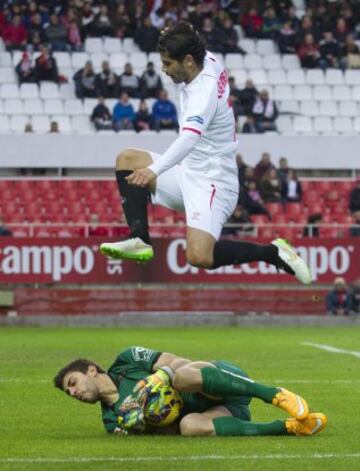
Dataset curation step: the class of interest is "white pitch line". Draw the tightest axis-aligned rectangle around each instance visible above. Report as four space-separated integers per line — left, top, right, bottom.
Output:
302 342 360 359
1 453 360 464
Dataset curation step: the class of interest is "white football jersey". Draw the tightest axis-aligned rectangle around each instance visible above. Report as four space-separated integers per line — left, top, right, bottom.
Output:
178 51 238 191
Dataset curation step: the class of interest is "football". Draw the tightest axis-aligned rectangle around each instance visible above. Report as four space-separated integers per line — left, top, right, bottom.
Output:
143 384 183 427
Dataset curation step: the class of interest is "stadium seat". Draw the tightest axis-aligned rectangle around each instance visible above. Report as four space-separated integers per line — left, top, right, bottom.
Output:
64 98 84 115
71 52 90 69
306 69 325 85
122 38 140 53
293 85 312 100
257 39 277 55
59 83 76 99
274 85 293 100
279 100 299 114
267 69 287 85
345 70 360 85
19 83 39 99
40 82 59 99
282 54 301 70
72 115 94 134
339 101 358 117
44 98 64 115
103 37 122 53
4 98 23 114
287 69 306 85
130 52 148 69
300 101 318 116
53 52 72 68
325 69 344 85
238 39 256 54
248 69 267 85
83 98 97 115
353 117 360 132
31 115 50 133
313 116 333 133
0 67 16 83
85 37 104 53
224 53 244 70
313 85 331 100
1 83 19 98
318 101 338 117
10 115 29 132
250 215 268 225
51 115 72 133
229 69 247 86
333 117 353 134
332 85 351 101
265 202 283 215
276 115 293 133
91 52 109 71
293 116 313 133
0 52 11 67
352 86 360 101
109 52 128 69
148 52 162 69
24 98 43 115
244 54 262 69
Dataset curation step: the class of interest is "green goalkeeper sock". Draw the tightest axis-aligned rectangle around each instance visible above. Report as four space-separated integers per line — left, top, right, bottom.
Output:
213 417 287 436
201 367 278 403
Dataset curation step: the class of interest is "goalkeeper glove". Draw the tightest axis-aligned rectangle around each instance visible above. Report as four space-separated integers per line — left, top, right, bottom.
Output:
117 395 146 433
133 367 175 409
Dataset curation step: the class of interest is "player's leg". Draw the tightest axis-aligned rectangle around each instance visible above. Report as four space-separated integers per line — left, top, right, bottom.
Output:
182 179 311 284
173 361 309 420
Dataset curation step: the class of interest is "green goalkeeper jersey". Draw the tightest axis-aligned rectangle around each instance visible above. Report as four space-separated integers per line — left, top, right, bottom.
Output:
101 346 251 434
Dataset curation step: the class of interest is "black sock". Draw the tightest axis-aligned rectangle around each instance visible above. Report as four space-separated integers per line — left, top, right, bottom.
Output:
211 240 278 269
115 170 150 244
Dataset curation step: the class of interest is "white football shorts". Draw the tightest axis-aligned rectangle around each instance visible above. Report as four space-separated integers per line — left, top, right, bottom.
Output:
150 152 238 240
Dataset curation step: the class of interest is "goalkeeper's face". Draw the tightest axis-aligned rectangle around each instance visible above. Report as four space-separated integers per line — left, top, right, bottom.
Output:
63 367 99 404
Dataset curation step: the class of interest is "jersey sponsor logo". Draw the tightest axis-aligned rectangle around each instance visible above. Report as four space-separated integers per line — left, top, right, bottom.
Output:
186 115 204 125
191 212 201 221
217 69 228 99
132 347 155 362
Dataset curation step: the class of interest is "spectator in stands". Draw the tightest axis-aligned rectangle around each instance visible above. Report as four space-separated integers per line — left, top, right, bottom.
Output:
113 92 135 131
49 121 60 133
222 204 253 236
303 213 322 238
349 278 360 315
16 52 37 84
118 63 141 99
74 61 97 99
134 17 160 53
238 80 258 116
2 14 27 50
91 97 113 131
297 33 321 69
319 31 341 70
27 12 47 51
277 157 290 183
152 89 178 132
92 4 114 37
254 153 275 182
219 17 245 54
240 181 271 220
241 8 263 38
341 34 360 69
262 6 281 39
45 13 68 51
141 62 163 99
242 166 257 191
242 115 258 134
326 277 352 316
282 169 302 203
349 179 360 213
284 5 300 31
24 123 34 133
95 61 118 98
228 77 242 121
278 21 297 54
335 17 348 46
80 1 95 39
259 168 282 203
68 20 82 51
349 211 360 237
200 17 223 53
87 213 109 237
297 15 320 45
0 217 12 236
113 4 131 38
252 89 278 133
35 46 59 83
134 100 152 133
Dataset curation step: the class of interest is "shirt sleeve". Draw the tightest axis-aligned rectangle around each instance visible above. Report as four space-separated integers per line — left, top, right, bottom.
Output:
117 346 162 372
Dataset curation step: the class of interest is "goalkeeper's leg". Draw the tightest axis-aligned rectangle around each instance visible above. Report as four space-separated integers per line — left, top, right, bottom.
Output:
173 361 309 420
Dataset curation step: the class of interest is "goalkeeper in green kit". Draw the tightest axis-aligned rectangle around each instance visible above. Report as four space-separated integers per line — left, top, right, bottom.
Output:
54 346 327 437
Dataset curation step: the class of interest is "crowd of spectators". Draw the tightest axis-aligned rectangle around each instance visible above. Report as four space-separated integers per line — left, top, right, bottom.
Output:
326 276 360 316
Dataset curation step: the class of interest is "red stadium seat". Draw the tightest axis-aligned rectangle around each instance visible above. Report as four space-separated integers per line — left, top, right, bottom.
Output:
264 202 283 216
258 227 276 239
285 203 303 216
250 215 269 225
314 181 335 193
335 180 354 193
272 213 288 224
299 180 315 192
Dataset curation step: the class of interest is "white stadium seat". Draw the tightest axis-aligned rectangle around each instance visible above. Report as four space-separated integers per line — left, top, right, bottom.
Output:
319 101 338 117
300 101 319 116
277 115 293 133
333 117 353 133
4 98 23 114
44 99 64 115
325 69 344 85
130 52 148 69
262 54 282 70
0 67 16 83
293 85 312 100
274 85 293 100
345 70 360 85
24 98 43 115
72 52 90 70
91 52 109 71
83 98 98 115
244 54 262 69
229 69 247 86
72 115 94 133
313 116 333 133
282 54 301 69
267 69 287 85
224 53 244 70
248 69 267 85
59 83 76 99
31 115 50 132
53 52 72 68
257 39 277 55
85 37 103 53
353 117 360 132
64 98 84 115
313 85 331 100
238 39 256 54
1 83 19 98
332 85 351 101
0 115 10 132
51 115 72 133
306 69 324 85
148 52 162 69
10 114 29 132
0 99 3 113
40 82 59 99
352 86 360 101
122 38 140 53
20 83 39 99
293 116 312 133
0 52 12 66
104 37 122 53
280 100 299 114
339 101 358 117
287 69 306 85
109 52 128 69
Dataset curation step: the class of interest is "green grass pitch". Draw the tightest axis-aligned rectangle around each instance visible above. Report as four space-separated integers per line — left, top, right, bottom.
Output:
0 326 359 471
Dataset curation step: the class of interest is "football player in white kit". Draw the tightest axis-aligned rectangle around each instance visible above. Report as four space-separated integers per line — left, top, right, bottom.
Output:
100 22 311 284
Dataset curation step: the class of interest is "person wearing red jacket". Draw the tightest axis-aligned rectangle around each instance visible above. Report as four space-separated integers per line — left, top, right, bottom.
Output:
2 14 27 50
241 8 263 38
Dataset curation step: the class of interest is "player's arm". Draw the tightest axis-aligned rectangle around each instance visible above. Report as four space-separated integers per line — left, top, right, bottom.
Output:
152 352 191 372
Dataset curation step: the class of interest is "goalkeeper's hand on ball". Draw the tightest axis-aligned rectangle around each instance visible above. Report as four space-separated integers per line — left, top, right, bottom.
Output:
133 367 174 408
117 395 146 433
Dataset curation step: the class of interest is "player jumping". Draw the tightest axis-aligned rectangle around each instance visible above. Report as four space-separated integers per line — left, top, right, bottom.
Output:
54 346 327 437
99 22 311 285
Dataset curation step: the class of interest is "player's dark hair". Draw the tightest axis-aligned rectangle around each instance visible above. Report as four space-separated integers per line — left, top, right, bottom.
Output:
157 21 206 66
53 359 105 390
